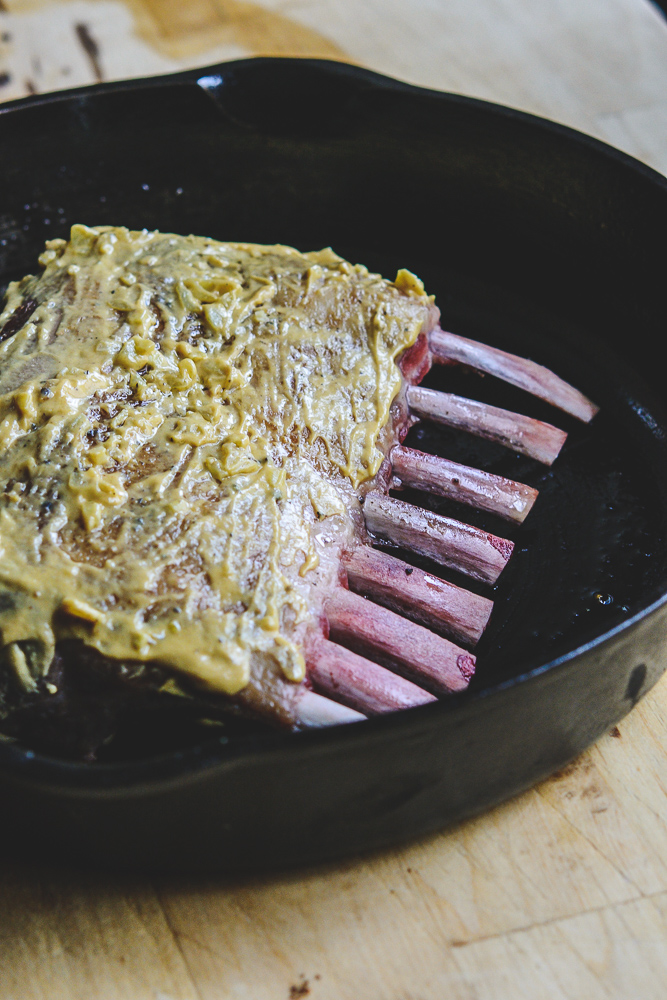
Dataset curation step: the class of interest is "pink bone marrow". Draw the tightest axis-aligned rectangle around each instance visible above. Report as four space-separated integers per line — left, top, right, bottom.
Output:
324 587 473 694
429 327 599 423
406 385 568 466
363 492 514 585
343 545 492 646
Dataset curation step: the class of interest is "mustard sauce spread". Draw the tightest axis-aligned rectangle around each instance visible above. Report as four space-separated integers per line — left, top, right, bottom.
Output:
0 226 431 699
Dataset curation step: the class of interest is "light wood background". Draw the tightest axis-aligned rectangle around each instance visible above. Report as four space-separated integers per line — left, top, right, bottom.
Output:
2 2 667 997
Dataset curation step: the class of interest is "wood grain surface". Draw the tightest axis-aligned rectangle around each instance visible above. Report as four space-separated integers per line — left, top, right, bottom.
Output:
2 2 667 997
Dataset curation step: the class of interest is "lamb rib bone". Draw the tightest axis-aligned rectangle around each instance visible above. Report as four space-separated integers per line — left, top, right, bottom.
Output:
324 587 472 694
390 444 538 524
342 546 492 647
406 385 568 466
306 637 437 715
363 492 514 585
429 328 599 422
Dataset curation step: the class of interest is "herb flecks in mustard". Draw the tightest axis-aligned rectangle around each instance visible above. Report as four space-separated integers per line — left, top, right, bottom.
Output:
0 227 431 697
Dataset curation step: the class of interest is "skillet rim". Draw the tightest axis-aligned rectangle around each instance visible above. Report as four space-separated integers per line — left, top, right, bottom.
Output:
1 55 667 791
2 53 667 190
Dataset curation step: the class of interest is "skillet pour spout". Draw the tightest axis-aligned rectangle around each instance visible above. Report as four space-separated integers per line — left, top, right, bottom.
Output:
1 57 667 872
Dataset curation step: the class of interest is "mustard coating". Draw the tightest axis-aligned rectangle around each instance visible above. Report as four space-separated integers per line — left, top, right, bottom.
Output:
0 226 431 697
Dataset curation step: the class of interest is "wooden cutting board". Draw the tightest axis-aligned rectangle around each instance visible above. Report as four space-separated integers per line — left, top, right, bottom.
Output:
1 2 667 997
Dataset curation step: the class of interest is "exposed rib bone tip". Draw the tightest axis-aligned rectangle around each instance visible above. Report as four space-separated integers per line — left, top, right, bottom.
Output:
295 688 367 727
490 536 514 559
343 545 493 646
391 444 538 524
429 328 598 423
457 654 476 681
363 492 514 585
307 636 437 714
406 385 568 465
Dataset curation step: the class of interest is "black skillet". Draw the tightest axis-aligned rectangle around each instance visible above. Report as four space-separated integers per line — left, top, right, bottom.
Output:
1 58 667 872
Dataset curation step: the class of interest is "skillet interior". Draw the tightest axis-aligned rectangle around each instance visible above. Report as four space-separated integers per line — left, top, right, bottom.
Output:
1 59 667 868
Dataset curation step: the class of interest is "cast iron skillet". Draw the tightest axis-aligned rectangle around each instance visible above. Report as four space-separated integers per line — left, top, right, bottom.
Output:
1 58 667 872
